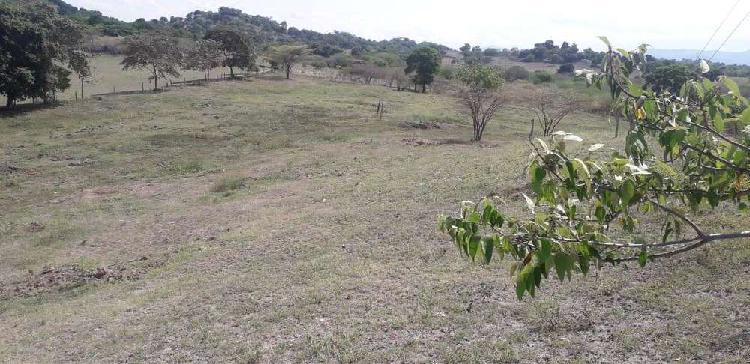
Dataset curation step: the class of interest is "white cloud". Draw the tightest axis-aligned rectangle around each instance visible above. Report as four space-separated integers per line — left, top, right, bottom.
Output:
65 0 750 51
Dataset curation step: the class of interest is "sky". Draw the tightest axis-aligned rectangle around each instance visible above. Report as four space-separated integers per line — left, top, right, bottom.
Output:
65 0 750 52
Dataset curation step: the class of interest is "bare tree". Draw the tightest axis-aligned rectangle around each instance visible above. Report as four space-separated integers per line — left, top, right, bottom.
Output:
456 65 505 142
349 63 387 85
527 88 578 137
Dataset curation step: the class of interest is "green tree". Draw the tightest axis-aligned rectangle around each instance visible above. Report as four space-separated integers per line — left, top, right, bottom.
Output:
0 1 89 108
557 63 575 74
205 27 255 78
184 39 223 80
440 38 750 299
267 45 310 79
456 65 505 141
405 47 440 93
643 62 693 94
121 31 182 91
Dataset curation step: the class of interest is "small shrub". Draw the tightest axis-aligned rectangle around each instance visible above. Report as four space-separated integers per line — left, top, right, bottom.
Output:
531 70 552 84
211 176 247 193
504 65 529 82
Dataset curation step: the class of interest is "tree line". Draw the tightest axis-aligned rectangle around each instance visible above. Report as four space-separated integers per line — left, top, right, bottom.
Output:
0 1 449 105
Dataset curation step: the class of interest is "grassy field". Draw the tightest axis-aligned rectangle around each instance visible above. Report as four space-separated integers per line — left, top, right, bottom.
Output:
1 76 748 363
0 55 232 105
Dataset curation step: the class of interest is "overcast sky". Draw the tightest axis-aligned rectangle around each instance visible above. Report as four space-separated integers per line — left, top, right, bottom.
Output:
65 0 750 51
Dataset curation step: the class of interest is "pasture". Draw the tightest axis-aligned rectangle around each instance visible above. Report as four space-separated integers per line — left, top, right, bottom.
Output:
0 55 232 105
1 77 748 362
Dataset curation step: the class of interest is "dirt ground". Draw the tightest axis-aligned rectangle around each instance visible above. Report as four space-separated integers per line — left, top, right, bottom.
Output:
1 78 748 363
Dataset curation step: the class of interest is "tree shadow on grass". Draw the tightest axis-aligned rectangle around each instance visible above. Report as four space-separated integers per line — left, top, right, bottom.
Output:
0 102 60 119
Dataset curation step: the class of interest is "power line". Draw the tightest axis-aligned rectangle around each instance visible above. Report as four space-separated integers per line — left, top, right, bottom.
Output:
709 9 750 61
698 0 741 60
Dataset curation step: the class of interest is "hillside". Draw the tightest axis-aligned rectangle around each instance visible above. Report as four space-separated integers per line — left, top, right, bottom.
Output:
24 0 450 56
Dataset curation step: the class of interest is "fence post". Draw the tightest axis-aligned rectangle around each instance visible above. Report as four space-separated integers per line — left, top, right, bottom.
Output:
142 82 144 92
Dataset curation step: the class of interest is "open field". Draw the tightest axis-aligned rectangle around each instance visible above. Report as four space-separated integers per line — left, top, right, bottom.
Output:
1 77 749 362
0 55 232 105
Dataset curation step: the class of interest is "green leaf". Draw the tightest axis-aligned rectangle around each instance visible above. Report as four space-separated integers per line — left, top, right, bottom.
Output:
723 77 740 95
516 279 526 300
638 251 649 268
595 204 606 223
538 239 552 263
713 113 725 132
468 236 480 261
573 158 592 192
529 160 546 193
620 179 636 206
734 149 747 165
628 84 643 97
553 253 572 281
643 100 656 117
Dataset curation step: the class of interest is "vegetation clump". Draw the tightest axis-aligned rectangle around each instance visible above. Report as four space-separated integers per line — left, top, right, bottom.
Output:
0 1 89 108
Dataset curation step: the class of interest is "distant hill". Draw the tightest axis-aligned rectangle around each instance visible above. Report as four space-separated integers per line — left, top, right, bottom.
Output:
650 49 750 66
15 0 450 56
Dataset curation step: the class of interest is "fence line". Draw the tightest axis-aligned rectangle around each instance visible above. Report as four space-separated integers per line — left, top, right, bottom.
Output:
89 72 256 99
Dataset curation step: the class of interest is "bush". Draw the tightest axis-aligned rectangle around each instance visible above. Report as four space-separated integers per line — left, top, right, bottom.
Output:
305 55 328 69
328 53 353 68
439 66 457 80
504 65 530 82
211 176 246 193
531 70 552 84
557 63 575 74
311 44 342 57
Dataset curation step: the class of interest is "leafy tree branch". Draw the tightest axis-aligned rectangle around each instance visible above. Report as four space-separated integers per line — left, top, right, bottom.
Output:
440 37 750 299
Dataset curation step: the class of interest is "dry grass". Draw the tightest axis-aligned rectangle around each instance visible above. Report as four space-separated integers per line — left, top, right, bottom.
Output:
0 77 748 363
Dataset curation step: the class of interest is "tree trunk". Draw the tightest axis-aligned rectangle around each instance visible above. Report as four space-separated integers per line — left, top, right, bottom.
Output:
6 96 13 109
286 64 291 79
230 66 234 79
422 83 426 93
